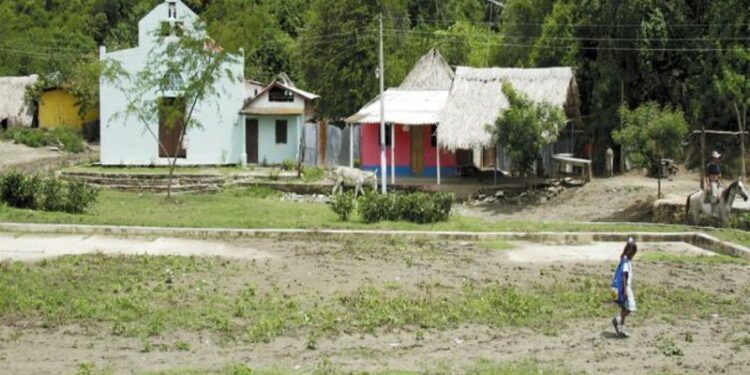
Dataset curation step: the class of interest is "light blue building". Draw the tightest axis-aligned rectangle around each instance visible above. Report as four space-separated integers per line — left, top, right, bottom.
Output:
99 0 245 166
241 75 319 165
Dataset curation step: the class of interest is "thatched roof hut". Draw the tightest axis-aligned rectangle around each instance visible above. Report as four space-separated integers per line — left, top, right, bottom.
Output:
438 67 580 151
0 75 39 127
399 48 455 91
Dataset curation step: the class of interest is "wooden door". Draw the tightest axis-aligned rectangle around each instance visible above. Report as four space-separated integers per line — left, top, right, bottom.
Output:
158 97 186 158
410 127 424 174
245 118 258 164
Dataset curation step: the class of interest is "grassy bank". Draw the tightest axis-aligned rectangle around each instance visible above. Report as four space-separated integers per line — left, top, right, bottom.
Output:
0 187 749 246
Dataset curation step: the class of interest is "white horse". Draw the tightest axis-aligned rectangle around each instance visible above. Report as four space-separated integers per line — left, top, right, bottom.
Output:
686 179 748 224
331 166 378 197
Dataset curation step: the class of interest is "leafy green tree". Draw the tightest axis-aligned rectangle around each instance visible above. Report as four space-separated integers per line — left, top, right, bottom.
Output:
714 46 750 179
102 20 240 198
529 0 578 67
490 82 566 177
613 102 689 175
300 0 410 120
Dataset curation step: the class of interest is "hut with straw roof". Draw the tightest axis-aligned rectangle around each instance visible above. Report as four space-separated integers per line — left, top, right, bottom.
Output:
0 75 39 129
346 48 581 184
345 49 457 182
438 66 581 175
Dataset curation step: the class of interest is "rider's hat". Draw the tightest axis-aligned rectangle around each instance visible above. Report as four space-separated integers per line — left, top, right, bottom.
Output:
711 151 721 159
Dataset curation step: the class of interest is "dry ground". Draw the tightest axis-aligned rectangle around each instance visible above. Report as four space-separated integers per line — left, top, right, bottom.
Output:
457 169 702 222
0 140 97 174
1 235 748 374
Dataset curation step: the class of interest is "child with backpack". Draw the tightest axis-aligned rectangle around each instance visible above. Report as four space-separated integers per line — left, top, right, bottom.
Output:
611 237 638 338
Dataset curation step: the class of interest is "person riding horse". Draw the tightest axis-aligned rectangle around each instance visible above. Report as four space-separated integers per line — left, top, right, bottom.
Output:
705 151 722 203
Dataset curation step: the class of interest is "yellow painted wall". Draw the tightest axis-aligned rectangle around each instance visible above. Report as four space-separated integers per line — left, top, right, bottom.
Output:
39 89 98 130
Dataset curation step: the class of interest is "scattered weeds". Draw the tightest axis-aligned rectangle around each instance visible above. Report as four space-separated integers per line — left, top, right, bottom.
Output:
640 251 747 265
478 240 516 251
657 338 684 357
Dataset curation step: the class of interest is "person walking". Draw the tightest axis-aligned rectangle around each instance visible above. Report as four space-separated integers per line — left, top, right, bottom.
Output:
611 237 637 338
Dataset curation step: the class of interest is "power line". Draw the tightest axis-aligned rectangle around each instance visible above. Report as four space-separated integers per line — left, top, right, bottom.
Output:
384 28 750 42
382 15 748 29
384 29 747 52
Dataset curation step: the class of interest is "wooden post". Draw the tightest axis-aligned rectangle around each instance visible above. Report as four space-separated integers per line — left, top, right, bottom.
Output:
318 120 327 166
391 124 396 185
436 140 441 186
349 124 354 168
700 126 706 190
735 103 746 181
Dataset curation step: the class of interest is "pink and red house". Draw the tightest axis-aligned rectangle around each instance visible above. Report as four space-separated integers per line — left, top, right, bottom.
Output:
345 49 457 178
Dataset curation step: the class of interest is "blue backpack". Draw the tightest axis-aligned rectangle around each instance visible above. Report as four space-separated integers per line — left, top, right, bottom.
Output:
610 257 627 305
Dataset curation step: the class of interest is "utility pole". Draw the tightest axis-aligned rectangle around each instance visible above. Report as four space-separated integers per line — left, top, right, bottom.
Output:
700 126 706 190
379 13 387 193
619 80 625 174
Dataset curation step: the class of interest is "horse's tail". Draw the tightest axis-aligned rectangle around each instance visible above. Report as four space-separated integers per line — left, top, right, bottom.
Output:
685 191 691 219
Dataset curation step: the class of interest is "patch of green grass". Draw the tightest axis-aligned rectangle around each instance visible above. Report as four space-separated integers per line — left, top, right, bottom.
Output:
131 359 578 375
656 338 684 357
301 167 326 182
1 187 750 251
478 240 516 251
4 255 746 346
640 251 748 265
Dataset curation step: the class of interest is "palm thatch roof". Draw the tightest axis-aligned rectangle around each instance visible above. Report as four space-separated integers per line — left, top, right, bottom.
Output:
0 75 38 126
399 48 455 91
438 67 579 151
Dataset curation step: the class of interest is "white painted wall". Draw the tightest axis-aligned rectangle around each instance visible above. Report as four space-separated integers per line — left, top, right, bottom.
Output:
250 90 305 112
100 0 245 166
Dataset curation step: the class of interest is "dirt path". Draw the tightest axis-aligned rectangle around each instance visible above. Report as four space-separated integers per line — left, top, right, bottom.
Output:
0 140 97 174
456 169 703 222
1 235 748 374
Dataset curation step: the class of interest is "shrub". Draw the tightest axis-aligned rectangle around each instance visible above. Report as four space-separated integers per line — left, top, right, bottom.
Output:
356 191 455 224
329 191 355 221
396 192 454 223
280 159 296 171
51 126 86 153
39 178 66 211
357 191 389 223
0 170 38 209
0 171 98 213
0 126 85 153
64 180 99 213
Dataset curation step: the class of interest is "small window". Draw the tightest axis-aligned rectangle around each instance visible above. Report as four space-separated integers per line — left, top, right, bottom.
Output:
160 22 171 37
162 67 183 92
379 124 392 146
173 21 184 37
275 120 288 144
269 86 294 102
159 21 183 37
431 125 437 147
168 2 177 18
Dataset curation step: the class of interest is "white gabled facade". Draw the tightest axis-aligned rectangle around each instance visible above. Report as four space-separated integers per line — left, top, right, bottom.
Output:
100 0 245 166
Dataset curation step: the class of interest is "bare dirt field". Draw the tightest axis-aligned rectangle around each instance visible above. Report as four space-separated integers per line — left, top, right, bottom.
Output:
0 140 97 174
456 169 703 223
1 235 748 374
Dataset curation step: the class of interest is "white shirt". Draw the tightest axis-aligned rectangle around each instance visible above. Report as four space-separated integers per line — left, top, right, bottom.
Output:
621 259 633 290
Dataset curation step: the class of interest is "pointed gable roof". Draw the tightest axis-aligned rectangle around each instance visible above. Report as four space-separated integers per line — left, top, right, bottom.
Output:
399 48 455 91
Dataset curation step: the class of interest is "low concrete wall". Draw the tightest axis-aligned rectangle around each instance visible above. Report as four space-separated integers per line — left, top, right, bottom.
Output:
1 222 747 261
